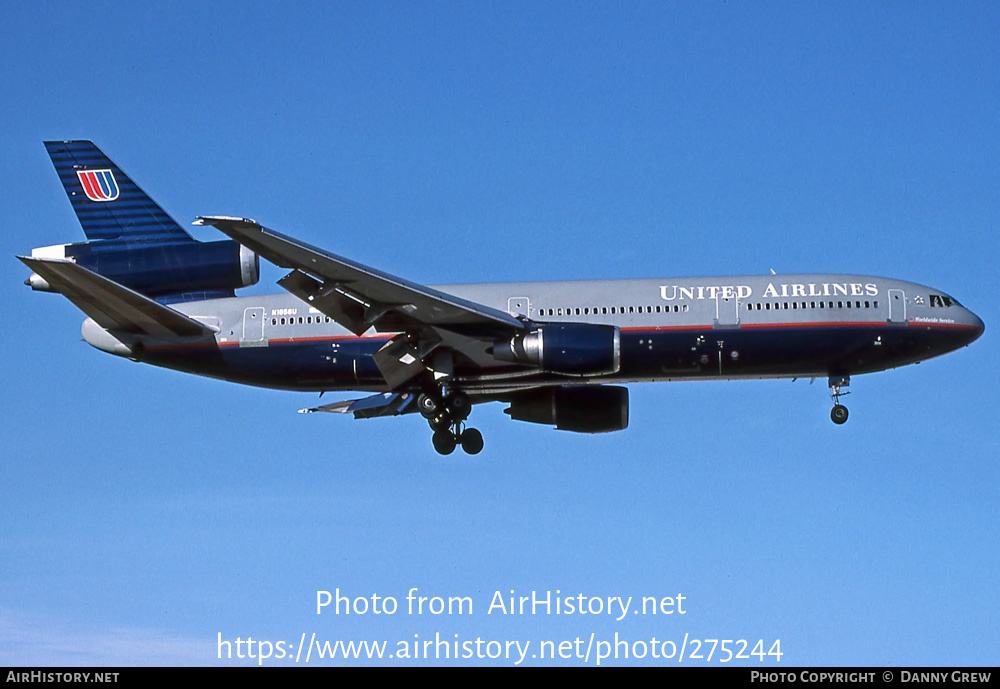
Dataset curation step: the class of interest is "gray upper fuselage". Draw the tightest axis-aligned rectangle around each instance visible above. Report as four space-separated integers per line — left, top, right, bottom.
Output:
171 273 982 342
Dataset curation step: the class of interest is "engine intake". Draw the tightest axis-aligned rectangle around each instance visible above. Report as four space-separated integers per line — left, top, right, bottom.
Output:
493 323 620 375
505 385 629 433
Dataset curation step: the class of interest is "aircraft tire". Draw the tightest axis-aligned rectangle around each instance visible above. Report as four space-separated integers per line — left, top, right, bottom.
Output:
830 405 849 425
460 428 484 455
446 392 471 420
418 393 440 418
432 429 457 455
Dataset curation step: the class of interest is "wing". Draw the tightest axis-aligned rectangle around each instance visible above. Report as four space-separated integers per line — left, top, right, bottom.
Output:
18 256 216 338
195 216 531 388
194 216 525 336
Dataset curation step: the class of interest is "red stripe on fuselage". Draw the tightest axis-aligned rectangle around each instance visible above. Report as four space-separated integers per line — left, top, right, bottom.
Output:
146 333 391 352
741 320 883 330
266 334 389 345
620 324 709 333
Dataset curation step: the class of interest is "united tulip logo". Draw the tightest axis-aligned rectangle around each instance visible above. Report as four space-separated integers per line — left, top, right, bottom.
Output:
77 169 119 202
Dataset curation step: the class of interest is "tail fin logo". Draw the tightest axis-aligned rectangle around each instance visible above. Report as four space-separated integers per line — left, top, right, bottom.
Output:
77 169 120 202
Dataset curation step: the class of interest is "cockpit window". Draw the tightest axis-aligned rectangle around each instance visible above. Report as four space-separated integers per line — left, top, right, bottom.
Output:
930 294 959 307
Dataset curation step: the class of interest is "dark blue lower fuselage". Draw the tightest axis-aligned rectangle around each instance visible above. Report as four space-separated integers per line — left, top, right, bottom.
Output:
141 320 981 393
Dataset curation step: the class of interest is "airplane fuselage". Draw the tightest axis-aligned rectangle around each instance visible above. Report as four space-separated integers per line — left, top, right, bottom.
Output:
87 273 983 393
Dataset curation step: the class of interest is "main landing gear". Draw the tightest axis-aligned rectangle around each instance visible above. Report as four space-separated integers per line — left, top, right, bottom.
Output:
828 376 850 425
418 389 484 455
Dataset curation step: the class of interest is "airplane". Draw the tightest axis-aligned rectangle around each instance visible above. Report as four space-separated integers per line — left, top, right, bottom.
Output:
19 141 985 455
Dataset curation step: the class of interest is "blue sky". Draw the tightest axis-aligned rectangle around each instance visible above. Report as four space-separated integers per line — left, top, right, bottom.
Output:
1 2 997 666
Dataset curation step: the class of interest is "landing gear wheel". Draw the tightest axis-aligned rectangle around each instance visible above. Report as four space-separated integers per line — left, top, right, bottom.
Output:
459 428 484 455
417 393 440 419
424 384 481 455
445 392 471 420
432 429 457 455
827 376 851 425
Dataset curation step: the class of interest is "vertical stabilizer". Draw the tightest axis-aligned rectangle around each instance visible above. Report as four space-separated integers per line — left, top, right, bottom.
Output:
44 140 194 244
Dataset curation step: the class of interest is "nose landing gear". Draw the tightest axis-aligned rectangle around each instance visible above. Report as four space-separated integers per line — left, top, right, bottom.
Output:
419 390 484 455
828 376 850 425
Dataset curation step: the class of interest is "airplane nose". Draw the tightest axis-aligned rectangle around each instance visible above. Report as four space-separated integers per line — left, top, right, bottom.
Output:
961 309 985 346
970 311 985 338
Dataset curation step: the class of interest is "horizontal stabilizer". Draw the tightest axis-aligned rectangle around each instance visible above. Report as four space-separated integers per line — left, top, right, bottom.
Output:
17 256 217 337
299 392 417 419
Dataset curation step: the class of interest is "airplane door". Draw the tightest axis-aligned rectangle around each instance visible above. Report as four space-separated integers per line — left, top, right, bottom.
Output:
888 289 906 323
241 307 267 347
715 294 740 327
508 297 531 318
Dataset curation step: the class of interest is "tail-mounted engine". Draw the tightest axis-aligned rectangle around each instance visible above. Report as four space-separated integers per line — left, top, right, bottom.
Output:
25 239 259 299
492 323 621 375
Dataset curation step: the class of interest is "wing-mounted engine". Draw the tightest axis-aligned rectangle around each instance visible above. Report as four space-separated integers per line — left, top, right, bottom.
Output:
492 323 621 375
25 239 259 299
505 385 629 433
